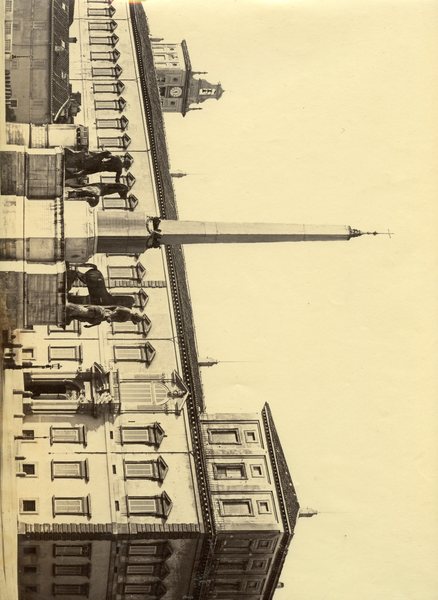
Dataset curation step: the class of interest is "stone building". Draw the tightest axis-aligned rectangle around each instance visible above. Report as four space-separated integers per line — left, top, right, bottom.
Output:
0 2 300 600
151 40 223 115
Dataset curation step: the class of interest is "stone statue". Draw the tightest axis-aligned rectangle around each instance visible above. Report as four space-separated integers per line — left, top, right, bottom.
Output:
66 264 135 308
66 182 130 207
65 149 133 182
65 303 148 329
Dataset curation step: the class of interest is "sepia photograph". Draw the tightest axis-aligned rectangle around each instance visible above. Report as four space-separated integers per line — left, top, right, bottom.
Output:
1 0 437 599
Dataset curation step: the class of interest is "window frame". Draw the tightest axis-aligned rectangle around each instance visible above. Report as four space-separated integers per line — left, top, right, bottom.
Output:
48 345 83 363
111 315 151 336
250 464 264 478
213 463 247 480
120 423 165 447
53 543 91 558
123 457 168 481
52 583 90 596
89 34 119 47
19 498 39 514
208 428 241 445
53 563 91 577
92 64 122 78
90 49 120 63
244 430 259 443
51 460 89 481
97 134 131 150
52 495 91 518
95 97 126 112
48 322 81 335
219 499 254 517
96 115 128 130
113 342 156 365
126 492 172 519
102 194 138 211
49 426 87 446
20 462 38 477
93 80 125 94
88 20 118 32
87 6 116 18
257 500 272 514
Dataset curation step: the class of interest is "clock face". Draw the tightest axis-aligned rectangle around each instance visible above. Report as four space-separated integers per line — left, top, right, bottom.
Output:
169 86 182 98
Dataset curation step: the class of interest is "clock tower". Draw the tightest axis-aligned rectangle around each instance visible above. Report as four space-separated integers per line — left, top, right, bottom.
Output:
151 39 223 116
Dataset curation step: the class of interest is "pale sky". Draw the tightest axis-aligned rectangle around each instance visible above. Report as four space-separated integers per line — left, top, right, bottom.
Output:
145 1 438 598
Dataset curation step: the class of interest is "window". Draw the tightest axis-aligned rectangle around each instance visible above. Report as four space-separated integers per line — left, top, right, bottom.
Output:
257 500 271 514
101 172 136 187
20 499 38 514
113 343 156 365
126 564 158 575
216 558 248 572
10 98 17 108
92 64 122 78
52 496 91 517
120 423 165 447
54 544 91 557
93 80 125 94
102 194 138 211
90 49 120 62
89 20 118 32
208 429 240 444
87 7 116 17
126 493 172 518
52 584 90 596
220 500 253 517
108 264 145 284
124 457 168 481
250 465 264 477
21 348 34 360
244 430 258 443
111 316 151 335
213 464 246 480
89 34 119 46
48 322 81 334
48 346 82 362
50 426 86 445
111 291 148 310
23 565 38 574
23 546 38 556
250 558 269 570
97 134 131 150
51 460 89 480
95 97 126 111
246 580 263 591
22 429 35 440
96 116 128 130
256 539 275 551
213 581 241 592
119 381 169 406
128 542 171 557
53 564 91 577
24 586 38 594
21 463 37 476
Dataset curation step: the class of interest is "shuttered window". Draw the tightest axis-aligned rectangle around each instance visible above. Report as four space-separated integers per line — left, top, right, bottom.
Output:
52 584 89 595
113 343 156 365
53 564 90 576
52 496 91 516
108 263 145 284
126 493 172 518
119 381 167 405
95 97 126 111
92 65 122 78
96 116 128 130
93 81 125 94
48 346 82 362
51 460 88 480
128 545 158 556
124 585 152 594
89 34 119 46
87 7 116 18
126 564 155 575
90 49 120 62
111 316 151 335
50 427 86 445
124 458 168 481
88 20 117 32
120 423 165 447
98 135 131 149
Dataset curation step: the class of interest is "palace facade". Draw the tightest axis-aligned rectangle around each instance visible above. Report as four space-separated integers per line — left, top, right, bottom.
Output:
1 2 299 600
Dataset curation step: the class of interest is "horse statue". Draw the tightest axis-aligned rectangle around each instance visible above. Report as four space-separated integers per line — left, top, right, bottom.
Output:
67 263 135 308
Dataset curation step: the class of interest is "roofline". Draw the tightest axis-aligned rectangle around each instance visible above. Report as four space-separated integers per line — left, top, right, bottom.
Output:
129 0 214 533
